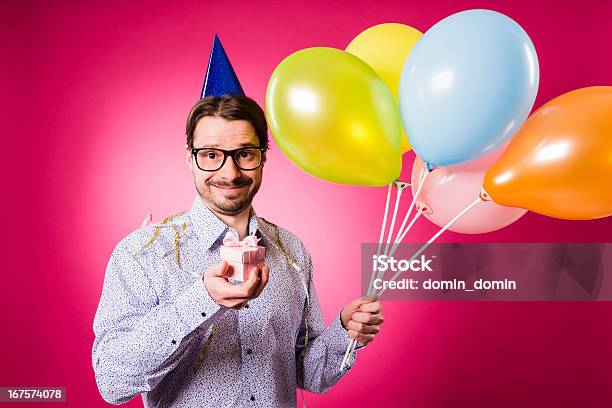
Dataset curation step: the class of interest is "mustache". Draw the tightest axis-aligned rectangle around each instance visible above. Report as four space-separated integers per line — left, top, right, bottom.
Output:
207 177 252 188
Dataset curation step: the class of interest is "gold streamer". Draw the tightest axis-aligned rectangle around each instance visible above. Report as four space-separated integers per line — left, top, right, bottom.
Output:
133 210 187 269
172 224 181 269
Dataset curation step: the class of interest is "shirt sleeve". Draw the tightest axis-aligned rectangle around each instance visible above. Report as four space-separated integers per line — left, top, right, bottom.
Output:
295 249 363 394
92 239 226 405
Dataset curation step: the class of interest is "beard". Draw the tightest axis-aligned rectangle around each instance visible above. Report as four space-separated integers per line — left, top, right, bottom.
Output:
196 174 261 216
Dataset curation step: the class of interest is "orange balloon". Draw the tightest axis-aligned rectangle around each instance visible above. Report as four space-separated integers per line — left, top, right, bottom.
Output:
483 86 612 220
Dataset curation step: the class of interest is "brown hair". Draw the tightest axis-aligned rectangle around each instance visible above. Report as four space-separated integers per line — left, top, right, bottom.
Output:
185 95 269 150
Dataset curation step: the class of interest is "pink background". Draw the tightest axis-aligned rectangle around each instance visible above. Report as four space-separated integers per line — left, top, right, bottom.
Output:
3 0 612 407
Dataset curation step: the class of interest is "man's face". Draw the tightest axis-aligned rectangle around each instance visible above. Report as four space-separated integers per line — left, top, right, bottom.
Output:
186 117 266 216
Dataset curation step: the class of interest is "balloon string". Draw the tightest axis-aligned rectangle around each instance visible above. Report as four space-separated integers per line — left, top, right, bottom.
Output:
374 209 424 287
351 174 429 367
343 181 399 372
341 339 358 372
344 172 425 370
367 183 393 293
383 183 406 256
340 340 353 371
376 183 393 257
345 215 418 371
377 170 428 288
376 209 423 284
377 197 482 298
390 169 428 255
387 209 424 264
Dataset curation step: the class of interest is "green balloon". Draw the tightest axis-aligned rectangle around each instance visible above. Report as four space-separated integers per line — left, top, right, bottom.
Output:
266 47 402 186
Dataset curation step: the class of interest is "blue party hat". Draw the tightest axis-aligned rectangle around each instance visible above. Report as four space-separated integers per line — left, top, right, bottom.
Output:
201 34 245 98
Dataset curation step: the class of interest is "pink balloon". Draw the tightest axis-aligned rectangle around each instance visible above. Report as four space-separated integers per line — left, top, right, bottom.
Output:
411 146 527 234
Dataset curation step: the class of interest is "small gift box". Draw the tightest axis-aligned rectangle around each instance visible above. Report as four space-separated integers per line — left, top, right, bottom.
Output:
220 231 266 282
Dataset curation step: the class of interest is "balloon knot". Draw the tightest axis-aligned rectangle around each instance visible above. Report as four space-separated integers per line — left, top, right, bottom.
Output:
479 188 492 202
425 162 437 172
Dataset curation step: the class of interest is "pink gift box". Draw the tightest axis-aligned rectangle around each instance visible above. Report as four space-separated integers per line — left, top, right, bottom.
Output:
220 232 265 282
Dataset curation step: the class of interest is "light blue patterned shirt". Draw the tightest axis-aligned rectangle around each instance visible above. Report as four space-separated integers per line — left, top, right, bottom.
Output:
92 194 360 407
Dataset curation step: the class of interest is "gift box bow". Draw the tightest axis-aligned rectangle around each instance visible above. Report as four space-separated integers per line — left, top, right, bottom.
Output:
222 231 261 248
221 231 265 263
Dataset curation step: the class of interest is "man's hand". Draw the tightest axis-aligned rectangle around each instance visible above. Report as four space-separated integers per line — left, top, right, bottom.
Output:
203 260 270 309
340 296 384 346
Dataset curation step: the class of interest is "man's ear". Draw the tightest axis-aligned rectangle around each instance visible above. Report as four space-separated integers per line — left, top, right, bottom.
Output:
185 144 194 171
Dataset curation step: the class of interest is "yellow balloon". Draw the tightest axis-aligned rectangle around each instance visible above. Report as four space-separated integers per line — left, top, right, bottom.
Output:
346 23 423 154
266 47 402 186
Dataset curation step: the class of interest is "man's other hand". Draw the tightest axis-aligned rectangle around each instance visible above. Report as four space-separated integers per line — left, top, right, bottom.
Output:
340 296 384 346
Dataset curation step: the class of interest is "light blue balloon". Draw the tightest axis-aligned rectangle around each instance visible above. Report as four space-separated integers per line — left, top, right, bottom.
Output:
399 9 539 167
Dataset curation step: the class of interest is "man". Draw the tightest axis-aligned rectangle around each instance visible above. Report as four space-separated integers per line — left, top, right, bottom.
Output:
92 95 384 407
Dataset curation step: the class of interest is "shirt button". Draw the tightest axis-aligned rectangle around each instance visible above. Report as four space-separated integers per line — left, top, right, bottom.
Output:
201 311 207 317
244 304 249 308
246 349 252 355
250 395 255 401
171 340 177 345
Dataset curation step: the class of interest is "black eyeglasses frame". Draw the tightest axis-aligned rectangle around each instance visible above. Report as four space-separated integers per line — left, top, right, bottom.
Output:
190 146 266 172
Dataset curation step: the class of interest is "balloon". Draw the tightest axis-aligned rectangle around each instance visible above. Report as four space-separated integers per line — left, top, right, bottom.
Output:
399 9 539 167
411 146 527 234
346 23 423 154
266 47 402 186
484 86 612 220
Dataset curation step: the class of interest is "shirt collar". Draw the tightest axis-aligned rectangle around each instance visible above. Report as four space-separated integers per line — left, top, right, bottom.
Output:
187 193 264 251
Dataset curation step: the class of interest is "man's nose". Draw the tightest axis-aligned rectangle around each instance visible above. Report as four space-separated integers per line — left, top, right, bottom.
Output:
217 155 241 178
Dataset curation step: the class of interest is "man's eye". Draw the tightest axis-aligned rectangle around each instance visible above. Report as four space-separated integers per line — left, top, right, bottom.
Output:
206 152 217 159
239 151 251 158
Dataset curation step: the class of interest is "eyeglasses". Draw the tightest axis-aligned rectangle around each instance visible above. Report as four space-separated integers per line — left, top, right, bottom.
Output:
191 146 266 172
